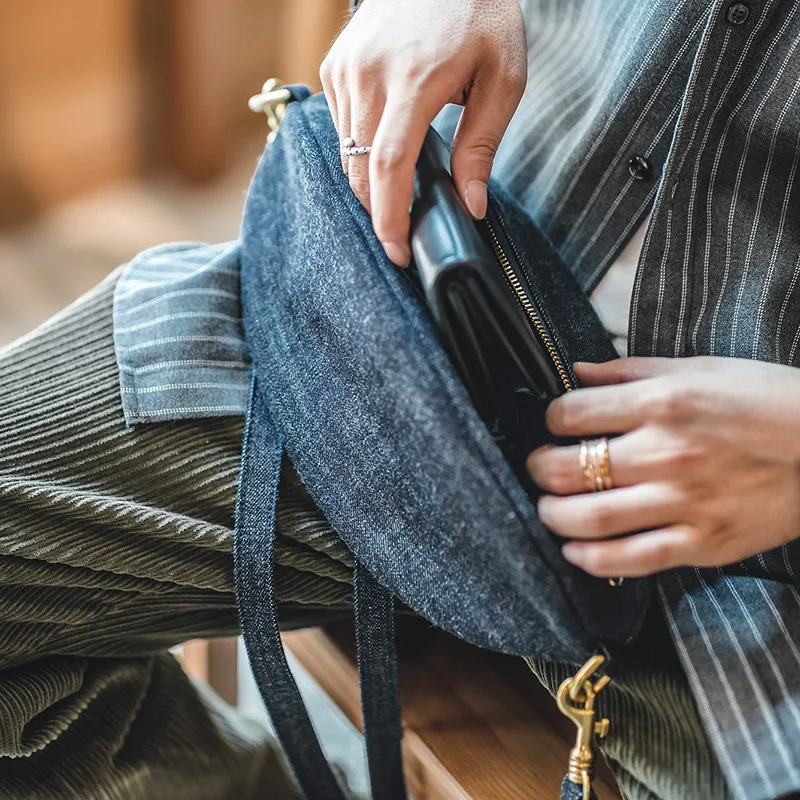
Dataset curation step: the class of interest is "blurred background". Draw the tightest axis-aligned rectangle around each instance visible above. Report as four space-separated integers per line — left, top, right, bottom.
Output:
0 0 349 345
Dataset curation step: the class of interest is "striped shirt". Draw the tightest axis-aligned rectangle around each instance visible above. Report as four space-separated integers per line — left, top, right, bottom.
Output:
113 2 800 797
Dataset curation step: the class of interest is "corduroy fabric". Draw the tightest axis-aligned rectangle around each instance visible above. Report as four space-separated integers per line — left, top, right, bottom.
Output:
527 658 732 800
0 271 351 799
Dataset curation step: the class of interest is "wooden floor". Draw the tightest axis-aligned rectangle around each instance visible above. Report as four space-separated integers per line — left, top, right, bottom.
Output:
286 623 622 800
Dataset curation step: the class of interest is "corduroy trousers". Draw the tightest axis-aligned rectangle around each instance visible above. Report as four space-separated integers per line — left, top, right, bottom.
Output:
0 272 729 800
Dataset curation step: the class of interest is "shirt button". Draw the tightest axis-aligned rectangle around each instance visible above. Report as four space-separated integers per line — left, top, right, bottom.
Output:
727 2 750 24
628 155 652 181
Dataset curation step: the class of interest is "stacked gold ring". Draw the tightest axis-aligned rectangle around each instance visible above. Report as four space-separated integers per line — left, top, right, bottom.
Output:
579 437 614 492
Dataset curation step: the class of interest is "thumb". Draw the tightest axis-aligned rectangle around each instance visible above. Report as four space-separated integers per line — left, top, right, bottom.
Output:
449 72 524 220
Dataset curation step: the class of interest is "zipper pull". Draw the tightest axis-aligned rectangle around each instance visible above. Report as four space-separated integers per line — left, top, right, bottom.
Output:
556 655 610 800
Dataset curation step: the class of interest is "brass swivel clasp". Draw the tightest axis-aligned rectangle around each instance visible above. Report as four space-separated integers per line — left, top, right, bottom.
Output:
248 78 292 144
556 655 611 800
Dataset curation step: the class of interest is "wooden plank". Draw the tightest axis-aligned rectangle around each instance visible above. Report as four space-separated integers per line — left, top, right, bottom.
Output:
207 637 239 706
285 626 622 800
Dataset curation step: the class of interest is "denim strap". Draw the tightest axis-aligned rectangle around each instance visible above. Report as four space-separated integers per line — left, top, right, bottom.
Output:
354 562 408 800
235 379 347 800
561 775 598 800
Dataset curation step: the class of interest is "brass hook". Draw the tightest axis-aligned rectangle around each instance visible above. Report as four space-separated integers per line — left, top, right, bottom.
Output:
248 78 292 144
556 656 610 800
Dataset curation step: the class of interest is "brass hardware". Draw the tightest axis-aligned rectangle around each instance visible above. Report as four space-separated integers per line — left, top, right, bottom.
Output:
485 223 574 394
557 655 610 800
248 78 292 144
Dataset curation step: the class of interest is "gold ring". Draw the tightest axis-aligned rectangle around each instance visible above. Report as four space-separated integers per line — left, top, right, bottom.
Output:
580 437 613 492
579 440 594 492
594 437 614 491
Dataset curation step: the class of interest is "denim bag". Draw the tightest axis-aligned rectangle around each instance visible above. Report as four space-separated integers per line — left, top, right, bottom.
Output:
235 88 651 800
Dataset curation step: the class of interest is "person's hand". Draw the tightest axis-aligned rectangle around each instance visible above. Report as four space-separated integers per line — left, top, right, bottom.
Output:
526 357 800 578
320 0 527 267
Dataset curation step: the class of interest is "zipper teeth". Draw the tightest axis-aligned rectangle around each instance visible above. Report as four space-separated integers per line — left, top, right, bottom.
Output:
486 223 574 393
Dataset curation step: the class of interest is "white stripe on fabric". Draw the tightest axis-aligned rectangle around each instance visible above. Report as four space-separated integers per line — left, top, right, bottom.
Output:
697 571 800 785
122 383 249 395
505 0 634 184
116 289 240 317
547 0 704 233
115 311 243 335
658 579 744 800
708 7 799 353
511 0 636 181
721 575 800 743
588 183 658 292
669 572 774 798
752 126 800 358
130 360 250 375
118 336 247 354
135 406 248 419
773 251 800 364
526 0 671 220
573 102 680 274
729 57 800 355
689 1 795 353
666 28 734 357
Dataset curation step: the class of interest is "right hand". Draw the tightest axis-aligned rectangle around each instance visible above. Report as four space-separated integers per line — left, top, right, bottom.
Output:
320 0 527 267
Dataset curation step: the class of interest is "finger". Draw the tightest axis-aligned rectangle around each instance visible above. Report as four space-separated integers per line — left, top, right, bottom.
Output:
337 88 352 177
561 525 694 578
347 88 385 213
546 382 652 437
320 57 340 138
528 433 648 494
575 357 711 386
370 88 446 267
450 67 525 219
537 482 681 540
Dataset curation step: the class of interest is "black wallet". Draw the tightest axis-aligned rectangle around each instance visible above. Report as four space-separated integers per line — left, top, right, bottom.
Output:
409 128 576 477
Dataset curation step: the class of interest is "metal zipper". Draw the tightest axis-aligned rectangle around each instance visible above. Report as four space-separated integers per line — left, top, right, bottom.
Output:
484 221 575 393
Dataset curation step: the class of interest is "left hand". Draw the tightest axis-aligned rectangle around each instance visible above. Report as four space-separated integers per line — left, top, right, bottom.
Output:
526 356 800 578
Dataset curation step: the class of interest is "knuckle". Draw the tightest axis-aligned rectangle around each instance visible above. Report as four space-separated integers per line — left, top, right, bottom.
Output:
550 398 583 434
659 439 703 471
372 143 408 174
498 65 527 99
466 137 500 166
649 383 687 421
647 540 679 572
584 503 614 537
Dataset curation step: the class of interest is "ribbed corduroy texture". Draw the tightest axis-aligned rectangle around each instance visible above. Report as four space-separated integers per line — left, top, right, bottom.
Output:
0 271 351 799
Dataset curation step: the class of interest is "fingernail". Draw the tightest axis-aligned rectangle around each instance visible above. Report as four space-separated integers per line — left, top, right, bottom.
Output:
464 181 488 220
562 543 580 564
382 241 410 267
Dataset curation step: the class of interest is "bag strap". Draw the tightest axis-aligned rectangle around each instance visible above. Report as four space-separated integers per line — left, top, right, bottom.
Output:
235 380 347 799
235 378 408 799
354 562 408 800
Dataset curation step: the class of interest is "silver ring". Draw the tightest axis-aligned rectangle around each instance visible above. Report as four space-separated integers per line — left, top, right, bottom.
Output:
341 137 372 157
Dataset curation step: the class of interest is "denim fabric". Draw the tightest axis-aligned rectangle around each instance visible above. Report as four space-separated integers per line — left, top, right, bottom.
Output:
353 562 406 800
237 91 650 666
